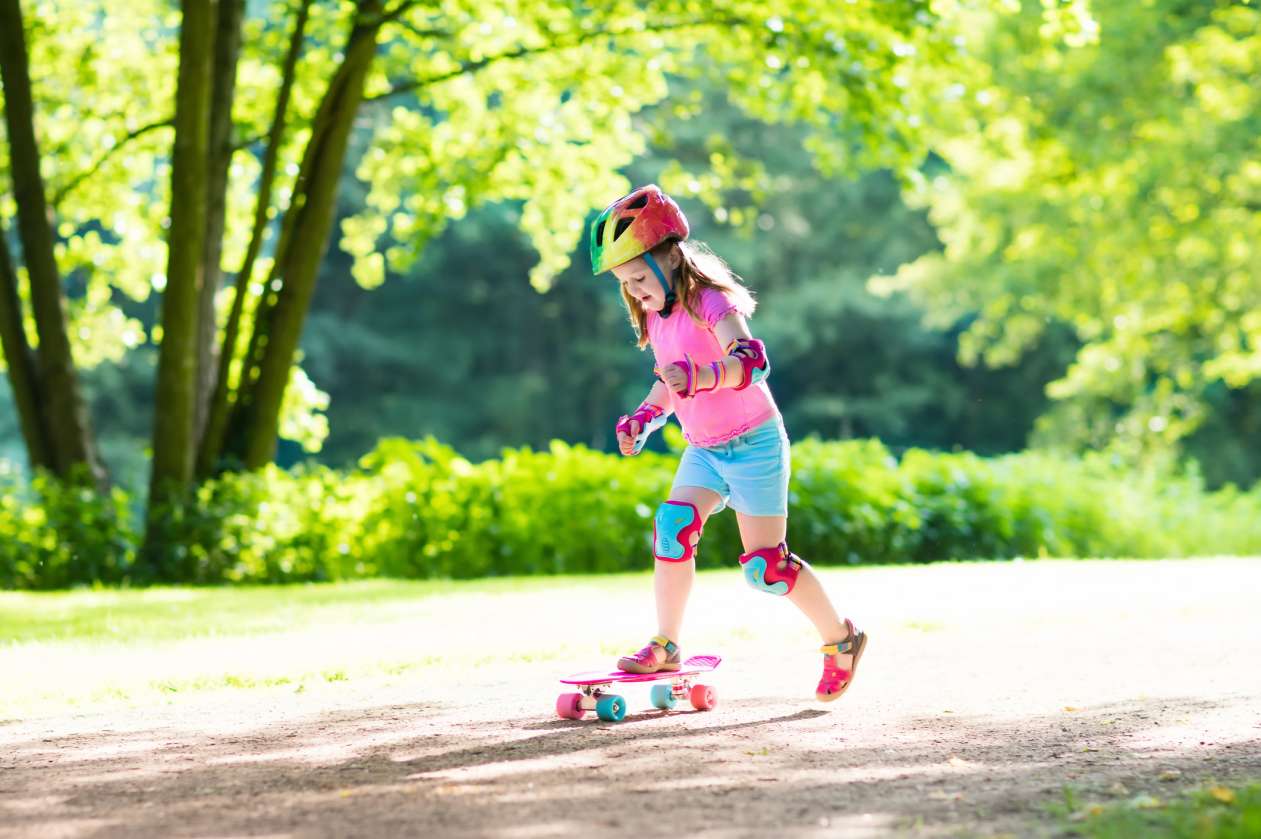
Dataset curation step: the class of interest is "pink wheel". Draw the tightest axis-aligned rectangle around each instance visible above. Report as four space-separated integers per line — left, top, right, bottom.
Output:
556 692 585 720
689 683 716 711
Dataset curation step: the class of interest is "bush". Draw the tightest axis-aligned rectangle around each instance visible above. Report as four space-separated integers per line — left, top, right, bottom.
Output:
2 437 1260 588
0 463 134 589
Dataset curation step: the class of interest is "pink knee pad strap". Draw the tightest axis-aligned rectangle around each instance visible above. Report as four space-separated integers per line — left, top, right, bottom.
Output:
654 500 703 562
738 542 802 595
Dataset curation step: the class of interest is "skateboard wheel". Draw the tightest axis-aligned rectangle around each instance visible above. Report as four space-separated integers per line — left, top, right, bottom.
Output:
595 694 627 722
556 692 585 720
689 683 716 711
650 683 677 710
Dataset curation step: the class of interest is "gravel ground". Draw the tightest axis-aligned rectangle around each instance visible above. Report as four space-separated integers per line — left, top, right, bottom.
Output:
2 558 1259 838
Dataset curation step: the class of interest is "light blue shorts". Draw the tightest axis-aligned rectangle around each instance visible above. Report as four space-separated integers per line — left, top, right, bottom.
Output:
671 417 791 517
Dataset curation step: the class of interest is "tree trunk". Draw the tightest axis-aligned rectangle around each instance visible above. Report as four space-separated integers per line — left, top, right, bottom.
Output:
194 0 244 446
0 226 50 470
226 3 385 469
0 0 104 486
196 0 313 478
145 0 217 525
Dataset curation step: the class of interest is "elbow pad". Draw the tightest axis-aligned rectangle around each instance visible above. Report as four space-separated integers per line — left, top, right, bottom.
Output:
726 338 770 390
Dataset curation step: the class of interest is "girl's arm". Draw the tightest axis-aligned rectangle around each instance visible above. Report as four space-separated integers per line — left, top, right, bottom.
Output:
644 378 674 411
616 378 674 456
659 313 770 395
709 314 754 389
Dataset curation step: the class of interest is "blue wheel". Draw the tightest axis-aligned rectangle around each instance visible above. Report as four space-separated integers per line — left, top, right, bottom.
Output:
650 683 677 710
595 694 627 722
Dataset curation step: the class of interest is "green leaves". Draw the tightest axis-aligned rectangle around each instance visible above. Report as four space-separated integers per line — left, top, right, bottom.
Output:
24 0 176 346
7 433 1261 588
6 0 964 481
346 0 954 290
887 1 1261 459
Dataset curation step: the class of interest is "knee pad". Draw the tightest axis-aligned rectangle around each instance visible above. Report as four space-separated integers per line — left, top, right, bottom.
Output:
739 542 802 595
653 500 703 562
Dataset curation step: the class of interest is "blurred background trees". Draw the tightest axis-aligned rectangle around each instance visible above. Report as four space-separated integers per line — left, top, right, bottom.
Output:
885 0 1261 483
1 0 1259 572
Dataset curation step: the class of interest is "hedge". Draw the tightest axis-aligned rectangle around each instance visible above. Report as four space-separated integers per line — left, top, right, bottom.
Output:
2 437 1259 589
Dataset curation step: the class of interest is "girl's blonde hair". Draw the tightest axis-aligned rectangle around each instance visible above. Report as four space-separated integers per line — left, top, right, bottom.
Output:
619 239 756 348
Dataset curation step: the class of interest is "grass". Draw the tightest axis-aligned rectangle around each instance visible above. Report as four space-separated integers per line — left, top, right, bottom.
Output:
0 574 641 644
0 569 793 718
3 558 1245 723
1058 783 1261 838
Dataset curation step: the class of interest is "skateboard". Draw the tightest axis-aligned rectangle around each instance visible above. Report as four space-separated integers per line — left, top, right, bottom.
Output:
555 654 721 722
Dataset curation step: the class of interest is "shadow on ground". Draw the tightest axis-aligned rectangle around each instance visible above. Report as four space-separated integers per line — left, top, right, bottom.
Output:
2 692 1259 838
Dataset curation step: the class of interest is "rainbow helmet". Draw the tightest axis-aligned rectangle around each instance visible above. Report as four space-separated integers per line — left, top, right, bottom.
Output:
589 184 690 275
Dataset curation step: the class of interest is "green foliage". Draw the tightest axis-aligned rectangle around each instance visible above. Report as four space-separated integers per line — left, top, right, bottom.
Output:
353 0 952 292
1060 782 1261 839
626 90 1079 452
4 434 1261 589
300 88 1074 475
5 0 966 488
139 463 366 584
0 463 133 589
9 0 953 355
1184 381 1261 489
886 0 1261 461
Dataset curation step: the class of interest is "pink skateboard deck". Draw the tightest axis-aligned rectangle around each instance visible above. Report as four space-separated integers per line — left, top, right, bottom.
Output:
556 654 721 722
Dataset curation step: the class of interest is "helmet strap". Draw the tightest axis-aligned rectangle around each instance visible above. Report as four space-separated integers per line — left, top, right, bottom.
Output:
643 251 678 319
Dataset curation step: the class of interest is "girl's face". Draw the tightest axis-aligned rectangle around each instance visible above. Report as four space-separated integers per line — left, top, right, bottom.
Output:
612 248 681 312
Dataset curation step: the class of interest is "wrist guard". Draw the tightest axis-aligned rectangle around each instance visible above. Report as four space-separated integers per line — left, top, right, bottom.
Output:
662 353 726 399
616 402 667 455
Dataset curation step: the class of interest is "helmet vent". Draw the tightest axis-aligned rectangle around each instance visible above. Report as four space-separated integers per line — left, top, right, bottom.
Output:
594 218 607 245
625 193 649 210
614 217 633 240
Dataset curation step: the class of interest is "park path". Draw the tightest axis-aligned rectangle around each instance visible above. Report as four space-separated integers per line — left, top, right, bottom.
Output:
2 558 1260 837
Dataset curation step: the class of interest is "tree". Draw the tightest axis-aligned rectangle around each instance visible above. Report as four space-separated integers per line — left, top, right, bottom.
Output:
146 0 217 544
883 0 1261 464
2 0 961 566
0 0 104 486
300 81 1075 467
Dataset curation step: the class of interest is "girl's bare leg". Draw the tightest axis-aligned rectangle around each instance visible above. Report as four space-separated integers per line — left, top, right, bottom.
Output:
653 486 722 647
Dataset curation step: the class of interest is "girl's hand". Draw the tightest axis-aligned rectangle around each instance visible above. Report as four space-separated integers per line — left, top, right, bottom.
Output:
661 359 717 397
660 363 689 395
616 419 641 456
616 402 665 456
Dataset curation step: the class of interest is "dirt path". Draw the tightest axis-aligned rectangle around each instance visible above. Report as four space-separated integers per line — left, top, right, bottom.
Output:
3 558 1260 838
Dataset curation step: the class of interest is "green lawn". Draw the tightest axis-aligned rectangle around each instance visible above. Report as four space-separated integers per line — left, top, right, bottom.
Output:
1061 783 1261 838
0 571 684 717
0 574 638 645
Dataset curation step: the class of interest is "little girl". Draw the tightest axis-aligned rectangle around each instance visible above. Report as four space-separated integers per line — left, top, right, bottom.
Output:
590 184 868 702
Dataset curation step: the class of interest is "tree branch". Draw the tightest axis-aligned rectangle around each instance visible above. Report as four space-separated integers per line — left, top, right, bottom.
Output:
387 17 449 42
365 15 746 103
50 117 173 208
0 215 51 470
377 0 423 26
199 0 314 478
232 129 269 152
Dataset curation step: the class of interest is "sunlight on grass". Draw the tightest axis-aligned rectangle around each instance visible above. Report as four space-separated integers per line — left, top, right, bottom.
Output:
3 559 1255 721
1056 782 1261 838
0 575 641 645
0 569 805 718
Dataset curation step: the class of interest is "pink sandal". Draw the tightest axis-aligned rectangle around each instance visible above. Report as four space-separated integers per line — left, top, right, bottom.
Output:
817 618 867 702
617 635 681 674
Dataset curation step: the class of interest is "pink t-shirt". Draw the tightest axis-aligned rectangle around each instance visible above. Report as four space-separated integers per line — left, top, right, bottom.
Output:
646 287 780 447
